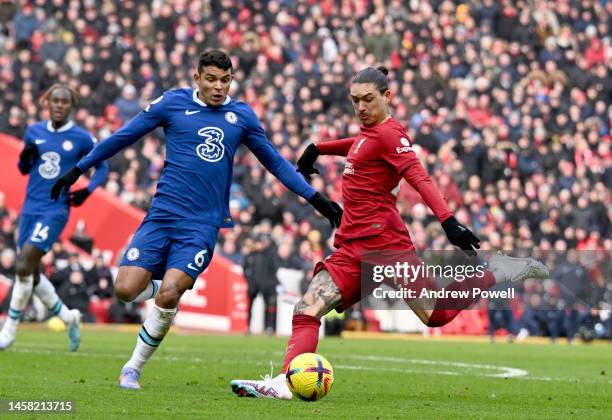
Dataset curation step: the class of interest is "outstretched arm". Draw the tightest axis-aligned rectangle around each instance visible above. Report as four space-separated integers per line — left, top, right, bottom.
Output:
245 133 316 200
67 159 110 207
380 130 479 254
77 111 161 172
399 153 453 223
399 155 480 254
244 114 343 228
52 94 166 201
315 137 356 157
296 137 356 181
86 160 109 192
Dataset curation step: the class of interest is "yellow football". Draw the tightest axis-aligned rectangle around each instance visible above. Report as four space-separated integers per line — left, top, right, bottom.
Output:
285 353 334 401
47 316 65 332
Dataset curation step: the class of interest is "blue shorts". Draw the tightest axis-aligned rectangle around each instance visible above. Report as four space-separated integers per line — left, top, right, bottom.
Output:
18 213 68 253
120 216 218 282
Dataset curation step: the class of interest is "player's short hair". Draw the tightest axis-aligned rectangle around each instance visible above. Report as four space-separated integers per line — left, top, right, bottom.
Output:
198 50 233 74
40 83 80 107
351 66 389 94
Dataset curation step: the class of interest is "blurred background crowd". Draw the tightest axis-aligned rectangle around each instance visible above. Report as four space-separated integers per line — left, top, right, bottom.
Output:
0 0 610 340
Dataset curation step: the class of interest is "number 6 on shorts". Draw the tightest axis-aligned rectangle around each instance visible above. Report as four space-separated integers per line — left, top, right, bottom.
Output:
187 249 208 271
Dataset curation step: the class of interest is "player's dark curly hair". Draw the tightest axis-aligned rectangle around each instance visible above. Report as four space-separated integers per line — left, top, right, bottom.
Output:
39 83 80 107
197 49 233 73
351 66 389 94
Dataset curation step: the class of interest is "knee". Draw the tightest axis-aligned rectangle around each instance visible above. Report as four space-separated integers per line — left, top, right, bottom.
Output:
115 277 138 303
155 286 182 308
15 258 33 278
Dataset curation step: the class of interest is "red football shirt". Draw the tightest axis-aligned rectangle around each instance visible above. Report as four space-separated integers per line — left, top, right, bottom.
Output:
316 118 453 247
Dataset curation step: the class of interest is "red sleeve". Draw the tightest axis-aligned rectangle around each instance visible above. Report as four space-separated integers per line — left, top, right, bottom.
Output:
379 127 453 222
315 137 356 157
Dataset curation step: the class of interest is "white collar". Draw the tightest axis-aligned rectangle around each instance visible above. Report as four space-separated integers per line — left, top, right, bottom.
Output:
192 89 231 107
46 120 74 133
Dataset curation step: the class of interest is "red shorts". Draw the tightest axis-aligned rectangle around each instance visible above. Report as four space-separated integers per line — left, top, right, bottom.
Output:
314 231 414 310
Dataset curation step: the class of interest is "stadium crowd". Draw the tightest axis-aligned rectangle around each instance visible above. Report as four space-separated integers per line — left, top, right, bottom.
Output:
0 0 610 339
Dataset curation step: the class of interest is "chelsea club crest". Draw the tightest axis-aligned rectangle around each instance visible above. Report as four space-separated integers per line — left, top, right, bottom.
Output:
62 140 74 151
126 247 140 261
225 112 237 124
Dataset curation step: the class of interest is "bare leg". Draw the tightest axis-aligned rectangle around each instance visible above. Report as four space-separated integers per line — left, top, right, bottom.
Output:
294 269 343 318
114 266 154 302
282 270 342 372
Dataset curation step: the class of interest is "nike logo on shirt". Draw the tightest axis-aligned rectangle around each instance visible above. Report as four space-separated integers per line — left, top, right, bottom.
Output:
34 139 46 144
185 110 200 115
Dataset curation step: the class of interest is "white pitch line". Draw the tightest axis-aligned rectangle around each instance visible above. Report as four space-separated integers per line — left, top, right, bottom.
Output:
336 364 460 376
3 345 588 383
334 354 529 378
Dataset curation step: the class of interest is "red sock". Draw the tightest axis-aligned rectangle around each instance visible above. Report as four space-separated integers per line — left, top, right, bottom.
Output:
281 314 321 373
427 270 496 327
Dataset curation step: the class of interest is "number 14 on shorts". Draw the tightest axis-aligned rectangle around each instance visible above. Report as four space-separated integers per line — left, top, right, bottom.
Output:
31 222 49 242
188 249 208 272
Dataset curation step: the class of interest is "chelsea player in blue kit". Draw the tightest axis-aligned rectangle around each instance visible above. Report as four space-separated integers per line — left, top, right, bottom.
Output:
0 84 109 351
51 50 342 389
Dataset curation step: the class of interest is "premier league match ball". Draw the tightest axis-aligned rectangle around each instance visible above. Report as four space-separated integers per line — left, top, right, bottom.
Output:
285 353 334 401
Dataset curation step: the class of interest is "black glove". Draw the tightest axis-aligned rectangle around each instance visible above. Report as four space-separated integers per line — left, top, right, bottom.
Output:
69 188 91 207
51 166 83 201
18 143 39 174
441 216 481 256
308 192 343 228
296 143 320 182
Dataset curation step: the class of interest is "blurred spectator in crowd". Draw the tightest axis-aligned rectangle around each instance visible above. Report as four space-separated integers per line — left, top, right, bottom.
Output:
0 106 26 139
58 271 94 323
551 250 590 342
244 233 279 334
0 191 9 221
49 241 70 265
113 84 142 123
107 298 141 324
70 219 94 254
51 252 84 289
487 284 516 343
219 235 244 265
276 241 304 271
1 217 17 251
0 248 15 279
86 254 113 298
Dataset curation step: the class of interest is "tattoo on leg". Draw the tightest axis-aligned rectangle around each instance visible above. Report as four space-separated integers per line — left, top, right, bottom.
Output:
294 299 309 314
294 270 342 317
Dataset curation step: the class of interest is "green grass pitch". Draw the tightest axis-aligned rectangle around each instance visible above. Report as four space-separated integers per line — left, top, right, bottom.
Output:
0 327 610 419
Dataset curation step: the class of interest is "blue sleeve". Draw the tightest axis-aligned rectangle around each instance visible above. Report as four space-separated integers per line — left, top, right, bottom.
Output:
242 108 315 200
77 94 166 171
87 160 109 192
81 135 109 192
17 126 34 174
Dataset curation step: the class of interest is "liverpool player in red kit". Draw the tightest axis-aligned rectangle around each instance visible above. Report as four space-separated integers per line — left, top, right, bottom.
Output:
231 67 548 399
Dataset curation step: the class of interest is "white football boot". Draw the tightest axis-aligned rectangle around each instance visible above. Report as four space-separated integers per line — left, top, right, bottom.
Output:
0 323 16 350
489 253 549 283
231 373 292 399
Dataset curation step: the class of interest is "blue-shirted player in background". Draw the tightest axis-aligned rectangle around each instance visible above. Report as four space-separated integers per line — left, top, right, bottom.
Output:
0 84 109 351
51 50 343 389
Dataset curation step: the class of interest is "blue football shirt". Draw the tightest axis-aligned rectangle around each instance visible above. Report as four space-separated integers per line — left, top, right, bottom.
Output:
20 120 109 216
78 88 315 227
